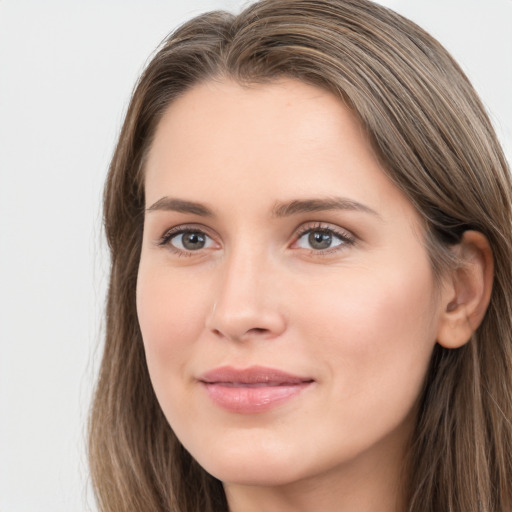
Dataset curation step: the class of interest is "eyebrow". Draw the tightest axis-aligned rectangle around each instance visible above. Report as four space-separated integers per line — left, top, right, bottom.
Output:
271 197 380 218
145 195 379 219
146 197 214 217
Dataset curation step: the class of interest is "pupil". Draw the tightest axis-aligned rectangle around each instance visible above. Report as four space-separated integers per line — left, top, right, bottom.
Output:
183 232 205 250
309 231 332 250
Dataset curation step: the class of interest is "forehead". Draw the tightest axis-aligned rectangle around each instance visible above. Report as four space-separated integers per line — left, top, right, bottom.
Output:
146 79 357 174
144 78 417 225
146 78 365 178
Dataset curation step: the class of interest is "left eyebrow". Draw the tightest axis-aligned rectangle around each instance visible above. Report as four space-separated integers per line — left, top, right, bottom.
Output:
271 197 381 218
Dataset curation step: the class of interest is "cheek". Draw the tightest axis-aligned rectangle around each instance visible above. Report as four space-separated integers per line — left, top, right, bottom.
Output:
297 259 439 397
136 263 209 395
287 262 440 460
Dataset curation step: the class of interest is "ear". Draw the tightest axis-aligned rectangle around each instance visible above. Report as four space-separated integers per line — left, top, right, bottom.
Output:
437 231 494 349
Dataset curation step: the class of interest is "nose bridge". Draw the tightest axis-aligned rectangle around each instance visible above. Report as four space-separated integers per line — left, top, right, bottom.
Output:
206 240 286 341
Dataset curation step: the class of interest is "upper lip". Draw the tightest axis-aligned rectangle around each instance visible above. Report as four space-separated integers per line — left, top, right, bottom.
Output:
198 365 314 385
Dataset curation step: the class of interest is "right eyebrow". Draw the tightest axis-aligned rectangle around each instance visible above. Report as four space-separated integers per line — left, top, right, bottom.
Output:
146 197 214 217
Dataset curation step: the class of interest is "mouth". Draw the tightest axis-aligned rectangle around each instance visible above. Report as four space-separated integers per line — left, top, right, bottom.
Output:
198 366 314 414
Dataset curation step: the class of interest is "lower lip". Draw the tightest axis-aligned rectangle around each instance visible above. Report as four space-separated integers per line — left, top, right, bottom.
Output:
202 382 312 414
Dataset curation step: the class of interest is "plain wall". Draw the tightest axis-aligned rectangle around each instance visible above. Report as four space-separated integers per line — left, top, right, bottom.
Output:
0 1 510 510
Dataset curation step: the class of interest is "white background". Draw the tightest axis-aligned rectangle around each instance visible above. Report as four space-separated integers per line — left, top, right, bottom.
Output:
0 1 510 510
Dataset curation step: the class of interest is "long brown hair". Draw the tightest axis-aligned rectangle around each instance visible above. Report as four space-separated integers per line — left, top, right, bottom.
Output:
88 1 512 510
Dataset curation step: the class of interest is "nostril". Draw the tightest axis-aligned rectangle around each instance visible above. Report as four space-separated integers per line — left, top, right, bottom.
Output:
210 326 269 340
206 299 287 341
247 327 268 335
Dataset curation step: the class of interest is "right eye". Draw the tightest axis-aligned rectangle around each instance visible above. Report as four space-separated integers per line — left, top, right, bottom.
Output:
159 228 217 254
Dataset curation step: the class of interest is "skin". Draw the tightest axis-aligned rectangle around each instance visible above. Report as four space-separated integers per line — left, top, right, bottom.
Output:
136 78 489 512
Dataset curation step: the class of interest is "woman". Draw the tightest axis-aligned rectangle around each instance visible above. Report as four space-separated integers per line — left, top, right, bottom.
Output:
88 0 512 511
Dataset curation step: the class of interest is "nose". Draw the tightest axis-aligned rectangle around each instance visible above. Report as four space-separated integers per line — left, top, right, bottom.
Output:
205 247 287 342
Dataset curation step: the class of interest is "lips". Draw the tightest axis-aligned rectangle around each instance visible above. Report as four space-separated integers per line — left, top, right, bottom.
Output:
198 366 314 413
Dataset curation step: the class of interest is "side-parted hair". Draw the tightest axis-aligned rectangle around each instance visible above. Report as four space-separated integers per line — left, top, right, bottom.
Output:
89 1 512 510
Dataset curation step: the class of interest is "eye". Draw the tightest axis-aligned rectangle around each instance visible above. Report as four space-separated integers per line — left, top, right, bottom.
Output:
293 224 355 252
159 227 216 253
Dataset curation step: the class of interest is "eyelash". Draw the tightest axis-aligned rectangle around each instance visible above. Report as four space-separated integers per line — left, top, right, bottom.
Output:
157 222 356 257
157 225 215 257
293 222 356 255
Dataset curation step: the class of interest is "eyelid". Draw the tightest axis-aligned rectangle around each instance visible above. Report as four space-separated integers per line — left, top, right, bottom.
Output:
156 223 220 253
154 221 356 257
290 222 356 253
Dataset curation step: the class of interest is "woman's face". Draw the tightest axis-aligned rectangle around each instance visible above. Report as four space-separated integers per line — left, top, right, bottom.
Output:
137 78 446 489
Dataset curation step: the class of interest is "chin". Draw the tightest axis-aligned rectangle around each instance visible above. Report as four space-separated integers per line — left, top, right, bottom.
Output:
204 460 305 487
190 438 310 487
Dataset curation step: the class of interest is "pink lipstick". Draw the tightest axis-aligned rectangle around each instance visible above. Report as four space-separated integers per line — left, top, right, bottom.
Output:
199 366 314 414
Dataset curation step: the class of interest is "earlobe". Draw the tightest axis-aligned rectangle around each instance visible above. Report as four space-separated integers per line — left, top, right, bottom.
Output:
436 231 494 349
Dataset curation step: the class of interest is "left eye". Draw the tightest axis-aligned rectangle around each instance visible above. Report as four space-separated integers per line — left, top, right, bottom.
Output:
168 230 215 251
295 228 348 251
